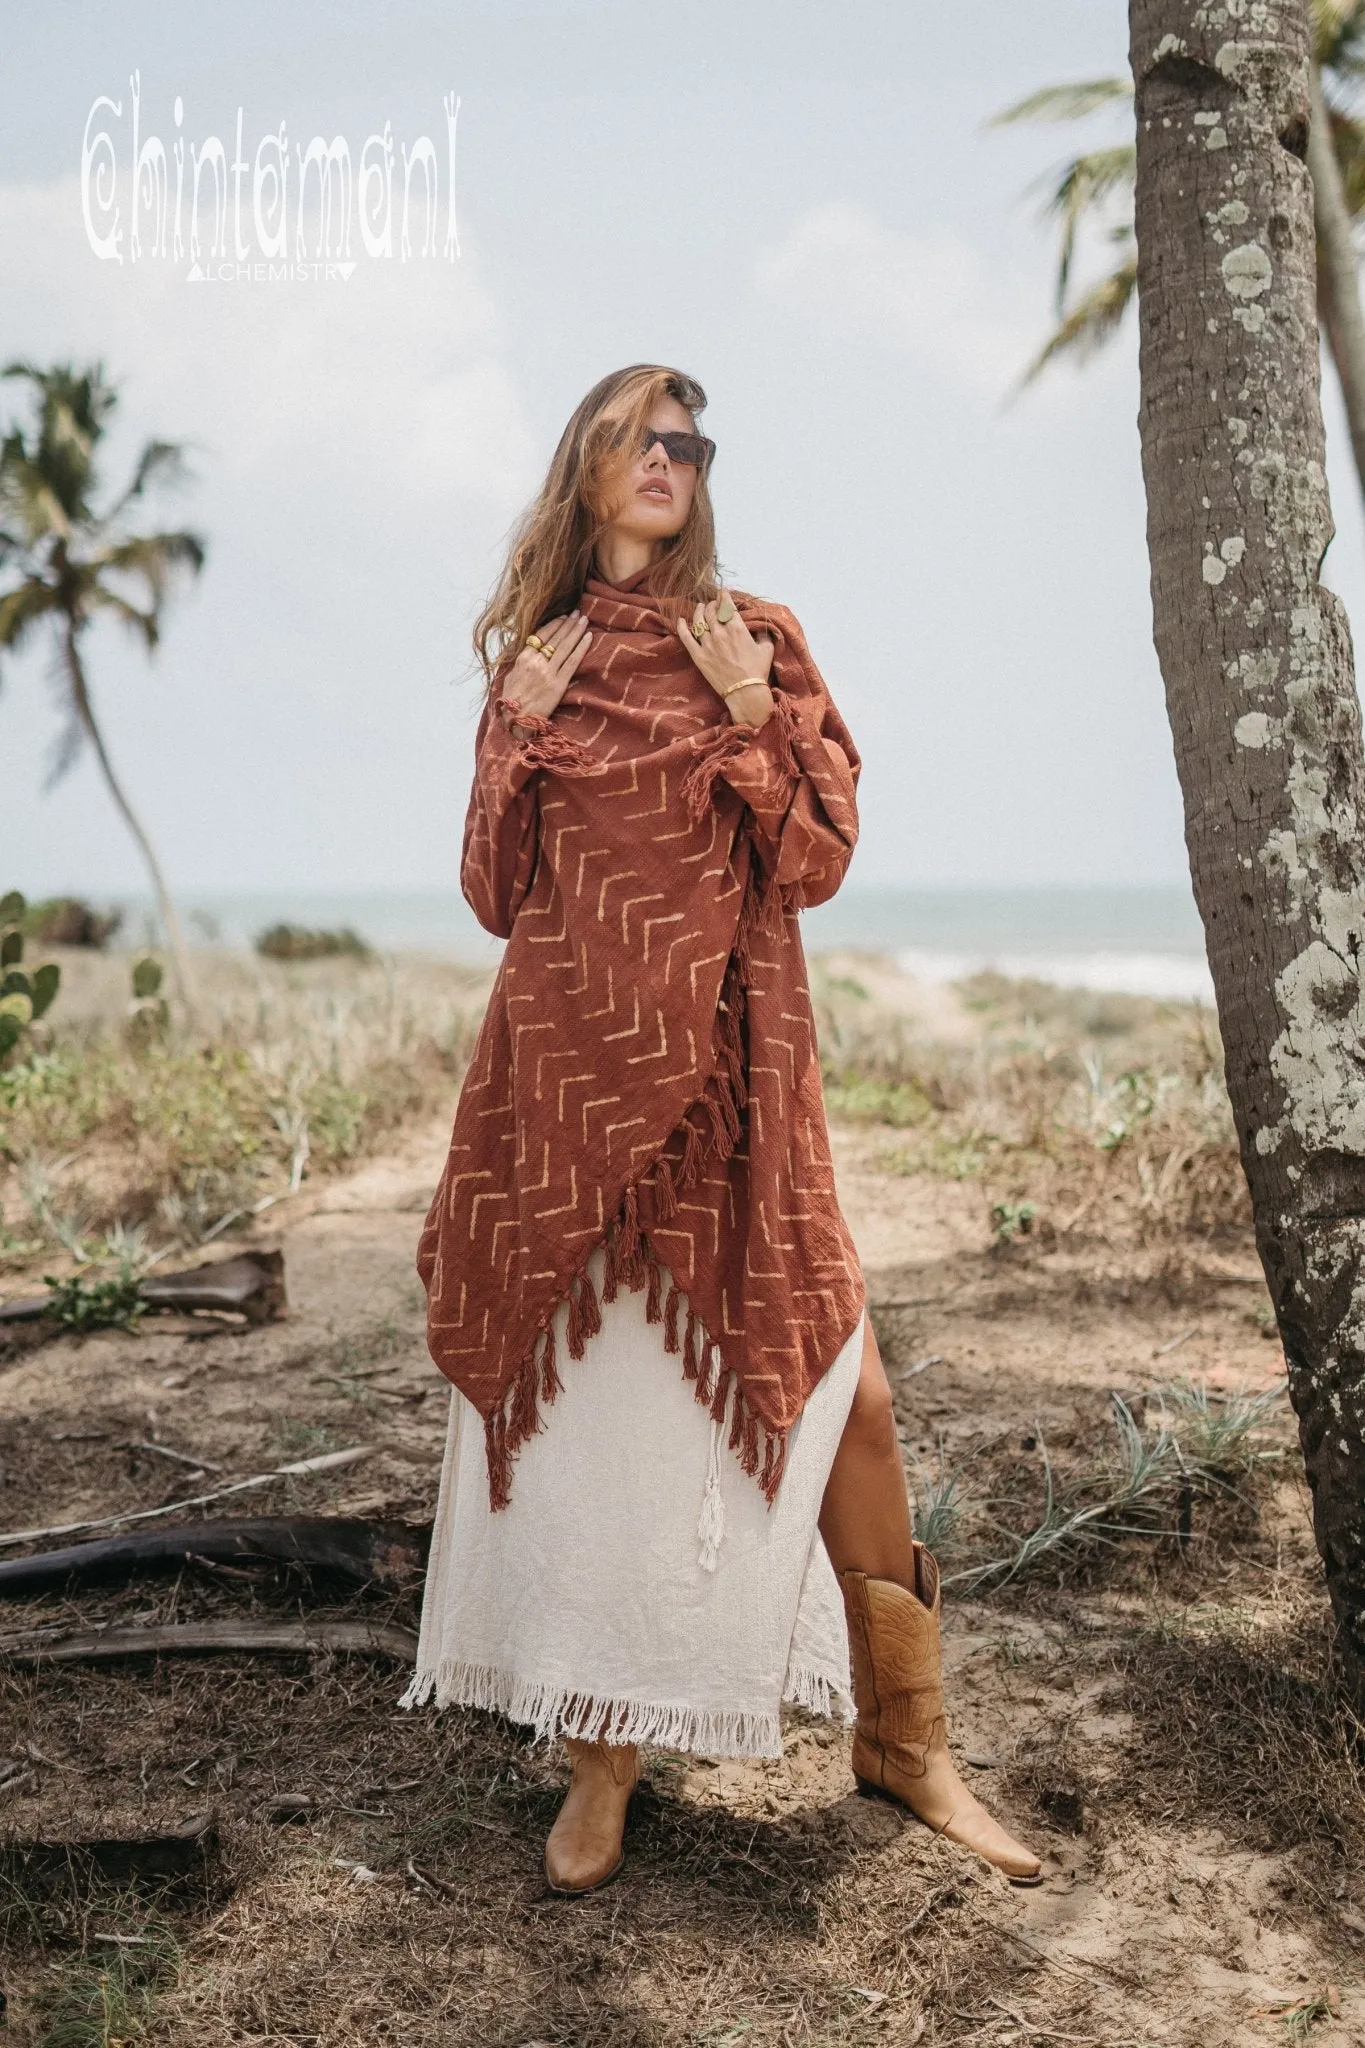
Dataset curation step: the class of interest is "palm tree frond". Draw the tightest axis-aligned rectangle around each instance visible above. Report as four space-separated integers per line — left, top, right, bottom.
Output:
87 583 160 652
1314 0 1365 70
0 575 61 655
94 530 207 613
104 439 196 521
1018 257 1139 388
991 79 1132 127
1031 146 1138 309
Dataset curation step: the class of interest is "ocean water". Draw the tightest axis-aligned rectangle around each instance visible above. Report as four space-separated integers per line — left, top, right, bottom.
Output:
109 883 1214 1003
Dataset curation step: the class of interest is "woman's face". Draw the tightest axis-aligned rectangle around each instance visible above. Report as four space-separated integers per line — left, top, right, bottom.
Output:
597 396 701 550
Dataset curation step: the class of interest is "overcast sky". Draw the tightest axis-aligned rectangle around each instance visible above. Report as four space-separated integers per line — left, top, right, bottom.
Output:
4 1 1364 897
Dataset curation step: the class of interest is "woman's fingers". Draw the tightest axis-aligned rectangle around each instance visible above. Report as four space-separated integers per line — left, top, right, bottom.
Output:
543 613 589 668
677 614 707 669
560 628 592 679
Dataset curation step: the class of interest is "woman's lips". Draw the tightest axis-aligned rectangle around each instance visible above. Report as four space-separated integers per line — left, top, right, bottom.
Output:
638 482 672 502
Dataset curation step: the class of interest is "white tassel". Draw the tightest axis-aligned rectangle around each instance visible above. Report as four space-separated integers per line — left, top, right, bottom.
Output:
697 1413 726 1572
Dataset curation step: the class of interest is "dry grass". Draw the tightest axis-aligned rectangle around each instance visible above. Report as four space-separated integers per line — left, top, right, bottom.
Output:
812 962 1248 1249
1115 1591 1365 1870
0 948 490 1265
914 1379 1290 1595
5 950 1363 2044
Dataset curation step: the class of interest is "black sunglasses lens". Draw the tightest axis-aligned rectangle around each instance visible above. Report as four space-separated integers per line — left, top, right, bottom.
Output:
641 429 714 466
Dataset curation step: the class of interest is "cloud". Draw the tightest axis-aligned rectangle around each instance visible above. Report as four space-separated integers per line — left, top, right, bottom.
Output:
0 174 536 513
754 200 1036 399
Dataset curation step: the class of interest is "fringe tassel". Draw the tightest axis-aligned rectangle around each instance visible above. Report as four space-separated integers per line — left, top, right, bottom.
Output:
767 686 803 779
565 1265 602 1360
493 696 593 773
740 1406 761 1477
663 1281 681 1352
645 1255 663 1325
539 1321 561 1403
760 1428 788 1500
679 724 754 823
399 1658 823 1759
679 1117 704 1189
697 1416 726 1573
486 1410 510 1512
683 1310 700 1383
617 1182 644 1286
508 1350 540 1447
399 1656 853 1747
727 1387 745 1454
654 1155 678 1219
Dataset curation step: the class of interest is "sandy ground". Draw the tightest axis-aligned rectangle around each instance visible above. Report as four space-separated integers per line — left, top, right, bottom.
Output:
1 1077 1360 2044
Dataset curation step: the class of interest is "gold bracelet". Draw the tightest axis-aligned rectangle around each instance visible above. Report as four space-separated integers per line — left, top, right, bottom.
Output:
718 675 769 700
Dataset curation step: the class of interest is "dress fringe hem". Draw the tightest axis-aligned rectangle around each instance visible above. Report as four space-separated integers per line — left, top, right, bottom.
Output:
396 1654 855 1760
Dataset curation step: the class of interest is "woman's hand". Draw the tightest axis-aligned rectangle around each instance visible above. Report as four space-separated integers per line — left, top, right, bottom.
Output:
500 611 592 738
676 589 775 726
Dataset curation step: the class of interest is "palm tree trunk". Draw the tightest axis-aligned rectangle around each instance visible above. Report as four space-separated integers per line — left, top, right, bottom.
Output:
1307 63 1365 508
1131 0 1365 1709
61 622 198 1021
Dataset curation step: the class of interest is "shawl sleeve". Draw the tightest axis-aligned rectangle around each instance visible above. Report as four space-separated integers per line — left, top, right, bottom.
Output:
460 690 592 938
459 698 540 939
695 610 861 910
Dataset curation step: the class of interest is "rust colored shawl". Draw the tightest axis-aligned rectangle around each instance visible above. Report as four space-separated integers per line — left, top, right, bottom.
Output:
418 566 866 1510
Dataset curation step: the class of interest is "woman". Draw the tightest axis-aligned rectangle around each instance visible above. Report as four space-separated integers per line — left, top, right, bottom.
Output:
403 364 1040 1893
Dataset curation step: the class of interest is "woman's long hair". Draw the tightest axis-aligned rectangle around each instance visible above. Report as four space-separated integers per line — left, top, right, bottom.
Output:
474 363 723 691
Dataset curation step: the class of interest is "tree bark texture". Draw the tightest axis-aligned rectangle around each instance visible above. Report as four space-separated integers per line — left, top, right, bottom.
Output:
1130 0 1365 1702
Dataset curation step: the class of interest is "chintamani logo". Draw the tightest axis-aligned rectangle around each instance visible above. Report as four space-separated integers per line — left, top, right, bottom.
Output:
82 71 460 282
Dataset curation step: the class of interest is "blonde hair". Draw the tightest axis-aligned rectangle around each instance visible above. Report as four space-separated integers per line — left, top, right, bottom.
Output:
473 363 722 690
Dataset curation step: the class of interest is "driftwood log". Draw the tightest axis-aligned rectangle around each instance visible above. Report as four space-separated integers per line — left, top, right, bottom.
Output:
0 1516 430 1598
0 1811 217 1895
0 1619 419 1668
0 1249 286 1326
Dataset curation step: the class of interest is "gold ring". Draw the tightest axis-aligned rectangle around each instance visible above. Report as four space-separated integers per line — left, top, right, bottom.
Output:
526 633 546 653
715 597 737 624
692 618 709 640
541 644 557 660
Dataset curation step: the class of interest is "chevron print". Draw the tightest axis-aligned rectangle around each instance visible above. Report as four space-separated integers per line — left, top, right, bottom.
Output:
417 569 867 1512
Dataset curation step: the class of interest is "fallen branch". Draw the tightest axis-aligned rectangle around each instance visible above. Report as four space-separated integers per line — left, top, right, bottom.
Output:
0 1250 286 1328
1 1813 217 1893
116 1439 224 1474
0 1514 428 1597
139 1251 286 1324
0 1618 418 1667
0 1446 371 1551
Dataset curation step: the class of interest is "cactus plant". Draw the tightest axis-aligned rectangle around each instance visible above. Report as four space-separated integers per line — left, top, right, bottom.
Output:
127 954 169 1040
0 892 61 1062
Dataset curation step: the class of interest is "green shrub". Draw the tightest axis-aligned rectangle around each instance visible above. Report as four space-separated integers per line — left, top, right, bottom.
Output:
23 895 122 947
255 923 372 962
44 1266 144 1330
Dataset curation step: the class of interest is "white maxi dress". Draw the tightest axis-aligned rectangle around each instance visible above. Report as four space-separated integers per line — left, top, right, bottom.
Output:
401 1243 864 1758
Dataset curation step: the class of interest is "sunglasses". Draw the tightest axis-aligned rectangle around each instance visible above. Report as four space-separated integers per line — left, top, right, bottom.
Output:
608 423 715 468
641 427 715 467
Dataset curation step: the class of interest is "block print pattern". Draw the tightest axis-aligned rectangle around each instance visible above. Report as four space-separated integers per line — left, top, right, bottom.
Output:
417 573 867 1509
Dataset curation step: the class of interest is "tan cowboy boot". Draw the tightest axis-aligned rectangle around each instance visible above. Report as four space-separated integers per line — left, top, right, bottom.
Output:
840 1546 1042 1884
544 1738 639 1894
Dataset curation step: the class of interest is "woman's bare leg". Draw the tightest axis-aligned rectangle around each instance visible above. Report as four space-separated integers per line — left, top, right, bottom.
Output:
819 1315 917 1584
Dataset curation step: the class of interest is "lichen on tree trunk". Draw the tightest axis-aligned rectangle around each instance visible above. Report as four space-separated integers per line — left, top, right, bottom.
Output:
1130 0 1365 1703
